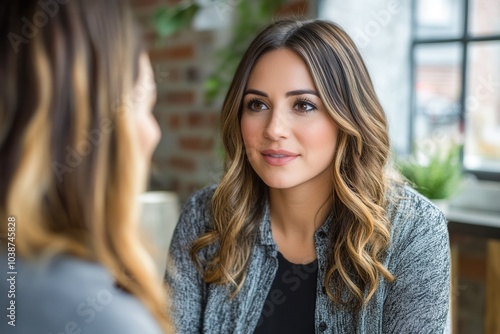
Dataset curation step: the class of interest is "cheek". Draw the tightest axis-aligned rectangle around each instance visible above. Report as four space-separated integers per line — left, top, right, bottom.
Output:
300 120 338 158
241 115 265 166
241 115 260 149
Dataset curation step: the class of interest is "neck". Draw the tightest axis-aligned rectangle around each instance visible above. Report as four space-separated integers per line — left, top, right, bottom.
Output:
269 181 333 239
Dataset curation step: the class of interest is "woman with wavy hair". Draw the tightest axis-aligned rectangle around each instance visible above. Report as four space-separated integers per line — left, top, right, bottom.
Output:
166 19 450 333
0 0 173 333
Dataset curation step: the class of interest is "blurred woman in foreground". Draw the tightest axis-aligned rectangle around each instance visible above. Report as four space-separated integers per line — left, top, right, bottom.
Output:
0 0 172 332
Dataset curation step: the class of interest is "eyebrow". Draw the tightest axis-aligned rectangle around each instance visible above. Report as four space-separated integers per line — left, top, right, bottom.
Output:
243 89 319 97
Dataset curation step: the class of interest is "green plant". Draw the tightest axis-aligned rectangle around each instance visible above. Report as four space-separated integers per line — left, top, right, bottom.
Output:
152 3 200 38
204 0 287 103
150 0 288 103
397 143 463 200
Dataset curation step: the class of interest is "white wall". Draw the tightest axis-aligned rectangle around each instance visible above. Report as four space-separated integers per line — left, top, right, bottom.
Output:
318 0 412 155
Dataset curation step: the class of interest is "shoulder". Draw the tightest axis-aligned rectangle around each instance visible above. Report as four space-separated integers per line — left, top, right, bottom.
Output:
380 185 451 332
176 184 217 233
387 183 447 227
182 184 217 216
385 183 449 256
9 256 162 334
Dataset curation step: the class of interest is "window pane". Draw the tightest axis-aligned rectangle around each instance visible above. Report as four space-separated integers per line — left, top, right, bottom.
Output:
416 0 464 39
464 42 500 172
469 0 500 36
414 44 462 143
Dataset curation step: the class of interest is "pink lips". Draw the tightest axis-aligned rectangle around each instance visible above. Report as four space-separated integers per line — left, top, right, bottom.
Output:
261 149 299 166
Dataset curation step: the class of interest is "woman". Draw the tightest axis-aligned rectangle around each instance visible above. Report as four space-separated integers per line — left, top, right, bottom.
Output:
166 19 450 333
0 1 173 333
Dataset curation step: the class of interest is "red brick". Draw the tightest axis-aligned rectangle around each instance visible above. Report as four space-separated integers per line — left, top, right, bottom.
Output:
169 114 182 129
180 137 214 151
165 68 181 82
153 109 166 127
149 45 195 62
167 156 196 172
187 112 217 128
278 0 309 16
161 91 195 105
143 30 158 46
148 66 181 82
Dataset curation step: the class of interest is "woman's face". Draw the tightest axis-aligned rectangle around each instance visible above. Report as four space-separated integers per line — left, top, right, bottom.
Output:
241 48 338 191
133 53 161 160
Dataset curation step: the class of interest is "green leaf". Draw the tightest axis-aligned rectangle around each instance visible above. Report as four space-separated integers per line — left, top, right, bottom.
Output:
397 144 463 199
152 3 200 38
204 0 288 103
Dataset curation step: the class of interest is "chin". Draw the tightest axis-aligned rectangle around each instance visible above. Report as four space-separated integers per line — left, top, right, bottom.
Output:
260 176 299 190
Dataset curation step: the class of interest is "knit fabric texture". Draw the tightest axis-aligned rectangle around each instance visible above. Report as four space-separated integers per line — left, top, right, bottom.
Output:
165 184 450 334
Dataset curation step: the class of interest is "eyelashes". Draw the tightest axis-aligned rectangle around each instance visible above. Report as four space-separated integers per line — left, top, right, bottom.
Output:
294 97 318 112
244 97 318 113
246 98 268 111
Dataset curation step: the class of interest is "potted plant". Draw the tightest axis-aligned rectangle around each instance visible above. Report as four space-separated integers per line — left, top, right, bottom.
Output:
397 141 464 213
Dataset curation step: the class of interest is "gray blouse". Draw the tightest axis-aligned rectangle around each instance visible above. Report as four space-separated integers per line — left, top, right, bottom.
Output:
0 255 163 334
165 184 450 333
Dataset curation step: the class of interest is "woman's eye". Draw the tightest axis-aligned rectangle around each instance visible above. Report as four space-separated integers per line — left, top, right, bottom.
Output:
247 100 268 111
294 100 316 112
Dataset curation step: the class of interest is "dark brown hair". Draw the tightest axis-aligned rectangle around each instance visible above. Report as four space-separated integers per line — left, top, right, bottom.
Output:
192 19 395 309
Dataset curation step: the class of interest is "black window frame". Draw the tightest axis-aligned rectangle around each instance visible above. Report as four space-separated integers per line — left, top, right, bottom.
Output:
410 0 500 182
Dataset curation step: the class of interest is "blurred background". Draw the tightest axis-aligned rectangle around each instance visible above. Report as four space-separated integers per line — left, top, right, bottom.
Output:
129 1 499 333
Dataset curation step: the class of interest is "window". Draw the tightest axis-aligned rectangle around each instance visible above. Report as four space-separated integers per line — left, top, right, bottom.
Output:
411 0 500 180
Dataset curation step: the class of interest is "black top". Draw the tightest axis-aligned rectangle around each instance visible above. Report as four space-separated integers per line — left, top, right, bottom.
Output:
254 252 318 334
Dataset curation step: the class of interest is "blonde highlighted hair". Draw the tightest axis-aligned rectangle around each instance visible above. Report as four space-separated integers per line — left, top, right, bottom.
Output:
0 1 172 331
191 19 395 309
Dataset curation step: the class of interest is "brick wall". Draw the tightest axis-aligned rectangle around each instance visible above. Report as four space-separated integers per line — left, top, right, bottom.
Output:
132 0 312 201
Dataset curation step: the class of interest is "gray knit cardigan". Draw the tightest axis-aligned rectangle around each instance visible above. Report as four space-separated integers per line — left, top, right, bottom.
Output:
165 184 450 333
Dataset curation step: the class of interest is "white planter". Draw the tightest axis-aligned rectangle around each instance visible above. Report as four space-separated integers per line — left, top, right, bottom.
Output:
431 199 449 216
138 191 180 276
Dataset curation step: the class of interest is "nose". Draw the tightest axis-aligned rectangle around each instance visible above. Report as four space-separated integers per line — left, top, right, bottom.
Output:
264 109 289 141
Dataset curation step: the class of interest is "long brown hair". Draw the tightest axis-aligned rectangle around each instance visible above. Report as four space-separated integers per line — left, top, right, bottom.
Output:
191 19 395 309
0 1 173 331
